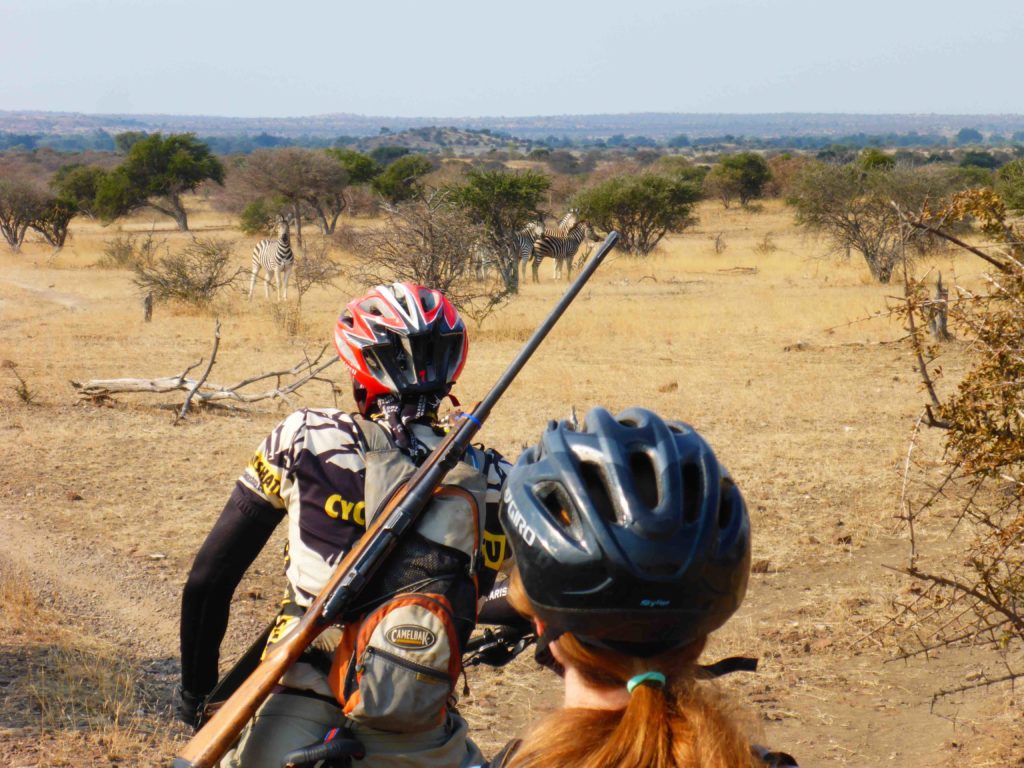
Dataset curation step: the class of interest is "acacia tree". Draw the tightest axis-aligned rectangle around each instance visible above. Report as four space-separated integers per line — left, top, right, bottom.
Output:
0 162 108 252
702 165 742 208
787 161 948 283
573 172 701 255
720 152 772 206
52 164 104 219
371 155 433 204
325 148 381 214
235 148 350 243
27 164 108 250
302 153 349 235
447 168 550 293
29 197 77 250
0 177 44 251
350 192 506 323
94 133 224 231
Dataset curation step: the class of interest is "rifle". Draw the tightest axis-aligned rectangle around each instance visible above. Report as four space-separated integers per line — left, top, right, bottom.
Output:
172 231 620 768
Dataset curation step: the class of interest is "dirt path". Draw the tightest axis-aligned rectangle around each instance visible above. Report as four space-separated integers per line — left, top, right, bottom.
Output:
3 279 88 311
0 516 178 656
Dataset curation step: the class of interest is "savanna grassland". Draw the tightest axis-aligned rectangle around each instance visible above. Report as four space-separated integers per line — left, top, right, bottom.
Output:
1 200 1021 767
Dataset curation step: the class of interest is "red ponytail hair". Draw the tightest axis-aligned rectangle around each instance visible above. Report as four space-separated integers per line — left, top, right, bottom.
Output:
506 570 759 768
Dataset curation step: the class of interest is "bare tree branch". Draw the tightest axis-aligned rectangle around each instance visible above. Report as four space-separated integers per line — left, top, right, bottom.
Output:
71 339 338 410
906 218 1013 273
176 320 221 423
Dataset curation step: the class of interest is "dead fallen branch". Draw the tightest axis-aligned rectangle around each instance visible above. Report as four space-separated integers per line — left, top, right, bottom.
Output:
176 320 222 424
71 329 338 415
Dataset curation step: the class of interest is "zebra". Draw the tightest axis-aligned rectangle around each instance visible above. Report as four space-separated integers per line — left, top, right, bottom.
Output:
248 216 295 301
518 210 577 281
514 220 545 282
471 220 543 283
531 220 596 283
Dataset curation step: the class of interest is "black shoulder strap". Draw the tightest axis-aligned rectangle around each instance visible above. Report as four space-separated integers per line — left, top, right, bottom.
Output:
698 655 758 679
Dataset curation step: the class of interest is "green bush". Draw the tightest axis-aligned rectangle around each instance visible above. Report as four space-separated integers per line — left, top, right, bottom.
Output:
239 200 274 235
371 155 433 204
574 173 701 256
997 158 1024 214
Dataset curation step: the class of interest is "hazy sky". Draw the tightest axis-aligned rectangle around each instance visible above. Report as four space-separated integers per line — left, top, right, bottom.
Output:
1 0 1020 118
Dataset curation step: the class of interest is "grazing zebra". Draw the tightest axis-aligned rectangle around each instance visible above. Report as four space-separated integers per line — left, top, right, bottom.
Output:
531 220 595 283
248 216 295 301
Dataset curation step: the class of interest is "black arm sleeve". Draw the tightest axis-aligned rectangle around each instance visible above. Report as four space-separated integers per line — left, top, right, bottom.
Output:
179 483 284 697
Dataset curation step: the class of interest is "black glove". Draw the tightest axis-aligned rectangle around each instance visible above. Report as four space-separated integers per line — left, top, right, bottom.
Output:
175 685 205 729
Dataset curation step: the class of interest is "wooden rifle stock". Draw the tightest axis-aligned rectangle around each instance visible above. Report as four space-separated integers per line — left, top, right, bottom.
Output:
172 231 620 768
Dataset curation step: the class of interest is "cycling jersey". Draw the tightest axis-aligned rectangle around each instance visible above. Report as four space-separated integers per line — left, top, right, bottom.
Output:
181 407 509 700
236 408 509 607
182 407 510 768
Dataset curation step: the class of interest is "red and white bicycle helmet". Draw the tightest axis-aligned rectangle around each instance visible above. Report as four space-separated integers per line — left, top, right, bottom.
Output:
334 283 468 411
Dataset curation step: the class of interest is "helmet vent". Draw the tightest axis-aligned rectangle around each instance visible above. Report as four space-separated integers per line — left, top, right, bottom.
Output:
536 482 575 531
629 451 659 510
719 477 736 529
680 463 703 523
580 461 617 524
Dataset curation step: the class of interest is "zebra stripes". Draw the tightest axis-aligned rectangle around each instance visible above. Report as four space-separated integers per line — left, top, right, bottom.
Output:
531 220 594 283
469 211 583 285
248 217 295 300
515 220 545 281
517 211 578 281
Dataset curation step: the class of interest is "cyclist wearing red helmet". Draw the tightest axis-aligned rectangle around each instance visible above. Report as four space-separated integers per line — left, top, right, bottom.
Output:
178 283 510 768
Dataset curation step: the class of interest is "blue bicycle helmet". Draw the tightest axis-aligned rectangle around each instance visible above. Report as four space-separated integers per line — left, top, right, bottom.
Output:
500 407 750 657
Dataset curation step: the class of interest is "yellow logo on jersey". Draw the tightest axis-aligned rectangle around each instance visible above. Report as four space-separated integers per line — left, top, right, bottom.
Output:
325 495 366 527
249 452 282 498
262 614 299 659
482 529 507 571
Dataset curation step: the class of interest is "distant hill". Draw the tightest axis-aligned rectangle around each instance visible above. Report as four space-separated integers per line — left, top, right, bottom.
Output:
2 110 1023 142
356 126 528 155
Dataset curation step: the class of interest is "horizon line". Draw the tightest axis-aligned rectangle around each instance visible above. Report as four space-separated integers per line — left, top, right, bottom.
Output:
3 108 1024 121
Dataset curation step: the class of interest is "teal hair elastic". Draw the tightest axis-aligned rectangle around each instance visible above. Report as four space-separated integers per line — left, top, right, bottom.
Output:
625 671 666 694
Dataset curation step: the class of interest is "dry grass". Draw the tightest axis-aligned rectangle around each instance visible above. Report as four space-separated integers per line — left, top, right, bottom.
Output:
1 562 47 639
1 198 1020 766
0 562 172 766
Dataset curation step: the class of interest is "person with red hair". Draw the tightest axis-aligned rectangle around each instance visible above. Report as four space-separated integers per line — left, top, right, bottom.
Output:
488 407 797 768
178 283 510 768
